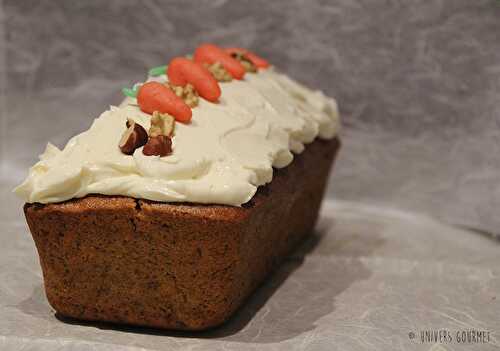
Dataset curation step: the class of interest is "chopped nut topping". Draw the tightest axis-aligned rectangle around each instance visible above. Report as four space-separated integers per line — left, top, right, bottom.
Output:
150 111 175 137
143 135 172 157
119 119 148 155
166 83 199 108
204 62 233 82
230 52 257 73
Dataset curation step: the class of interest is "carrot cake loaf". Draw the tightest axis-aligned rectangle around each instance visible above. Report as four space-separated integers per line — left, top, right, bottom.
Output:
15 44 341 330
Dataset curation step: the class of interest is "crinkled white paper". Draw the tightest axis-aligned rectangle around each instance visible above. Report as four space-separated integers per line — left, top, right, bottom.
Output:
1 199 499 350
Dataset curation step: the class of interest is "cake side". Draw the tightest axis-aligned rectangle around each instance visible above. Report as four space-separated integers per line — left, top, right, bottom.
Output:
24 137 340 330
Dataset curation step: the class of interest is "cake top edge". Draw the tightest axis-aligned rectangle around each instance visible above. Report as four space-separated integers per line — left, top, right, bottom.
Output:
14 43 341 206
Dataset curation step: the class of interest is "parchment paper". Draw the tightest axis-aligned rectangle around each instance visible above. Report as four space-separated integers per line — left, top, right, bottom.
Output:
1 199 499 350
0 202 500 350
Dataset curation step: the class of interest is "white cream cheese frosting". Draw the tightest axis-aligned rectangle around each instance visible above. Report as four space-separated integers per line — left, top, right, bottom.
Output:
15 68 340 206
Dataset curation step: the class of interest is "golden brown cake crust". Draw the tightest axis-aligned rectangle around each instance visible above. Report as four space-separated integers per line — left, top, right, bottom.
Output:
24 137 340 330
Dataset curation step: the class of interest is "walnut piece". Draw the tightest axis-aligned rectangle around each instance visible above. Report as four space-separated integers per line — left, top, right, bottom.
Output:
150 111 175 137
143 135 172 157
167 83 199 108
230 52 257 73
205 62 233 82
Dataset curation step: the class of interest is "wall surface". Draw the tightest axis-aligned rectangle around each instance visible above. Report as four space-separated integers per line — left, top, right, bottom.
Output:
2 0 500 234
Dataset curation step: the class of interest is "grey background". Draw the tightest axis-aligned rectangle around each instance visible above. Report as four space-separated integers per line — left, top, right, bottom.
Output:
3 0 500 234
1 1 500 350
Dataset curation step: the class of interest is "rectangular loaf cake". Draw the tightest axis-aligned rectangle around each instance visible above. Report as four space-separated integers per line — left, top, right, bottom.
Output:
17 44 341 331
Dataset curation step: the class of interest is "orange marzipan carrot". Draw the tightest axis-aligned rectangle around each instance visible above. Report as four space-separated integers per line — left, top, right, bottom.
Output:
224 47 270 69
194 43 246 80
167 57 221 102
137 81 192 123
